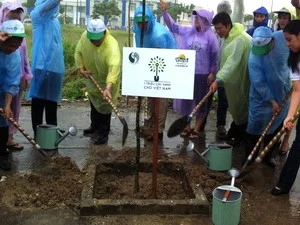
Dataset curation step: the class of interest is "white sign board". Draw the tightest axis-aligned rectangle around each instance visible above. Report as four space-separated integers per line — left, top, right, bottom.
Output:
122 47 195 99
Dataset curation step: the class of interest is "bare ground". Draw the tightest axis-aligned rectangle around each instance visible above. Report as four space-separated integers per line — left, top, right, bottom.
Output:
0 98 299 225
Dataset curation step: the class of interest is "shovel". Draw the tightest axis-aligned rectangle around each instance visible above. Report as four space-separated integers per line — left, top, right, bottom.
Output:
256 109 300 163
240 89 292 175
167 90 213 137
88 75 128 146
0 108 47 157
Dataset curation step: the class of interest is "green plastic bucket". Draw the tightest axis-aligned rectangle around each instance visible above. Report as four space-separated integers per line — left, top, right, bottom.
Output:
36 124 60 150
212 185 242 225
206 144 232 171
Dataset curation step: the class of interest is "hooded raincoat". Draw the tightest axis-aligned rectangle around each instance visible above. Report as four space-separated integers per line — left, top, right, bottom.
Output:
28 0 65 102
0 0 33 134
216 23 251 125
162 9 219 117
133 5 177 49
0 50 21 127
247 30 291 135
246 7 273 37
74 30 121 114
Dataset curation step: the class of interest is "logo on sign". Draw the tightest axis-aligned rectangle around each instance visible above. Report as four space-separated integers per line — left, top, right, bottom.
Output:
148 56 166 82
175 54 189 67
128 52 139 64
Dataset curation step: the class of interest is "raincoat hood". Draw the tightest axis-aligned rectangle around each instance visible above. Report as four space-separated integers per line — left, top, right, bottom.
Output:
252 7 269 28
192 9 214 32
133 5 155 35
0 0 24 23
225 23 245 43
133 5 177 49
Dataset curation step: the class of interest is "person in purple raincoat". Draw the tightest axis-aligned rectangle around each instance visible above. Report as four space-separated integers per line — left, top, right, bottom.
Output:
160 0 219 139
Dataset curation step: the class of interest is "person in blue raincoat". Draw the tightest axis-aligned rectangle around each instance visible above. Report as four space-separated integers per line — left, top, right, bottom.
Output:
245 27 291 167
246 6 273 37
133 5 177 141
0 20 26 171
27 0 65 137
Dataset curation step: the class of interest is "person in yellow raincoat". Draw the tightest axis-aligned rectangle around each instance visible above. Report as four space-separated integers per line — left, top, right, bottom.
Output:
74 18 121 145
210 12 251 146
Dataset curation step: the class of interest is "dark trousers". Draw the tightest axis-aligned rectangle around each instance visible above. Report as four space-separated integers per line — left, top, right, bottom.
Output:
216 87 228 126
31 98 57 136
244 124 282 163
277 120 300 191
0 126 9 156
90 102 111 138
201 86 228 130
227 121 248 140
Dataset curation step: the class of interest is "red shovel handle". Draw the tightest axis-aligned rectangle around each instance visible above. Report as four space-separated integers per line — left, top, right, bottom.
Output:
222 190 231 201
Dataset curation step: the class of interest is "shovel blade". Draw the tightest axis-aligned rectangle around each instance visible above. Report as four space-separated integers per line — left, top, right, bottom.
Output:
167 115 190 137
121 118 129 146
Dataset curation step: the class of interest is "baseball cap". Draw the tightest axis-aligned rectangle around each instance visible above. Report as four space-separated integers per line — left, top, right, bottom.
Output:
251 27 273 55
86 19 106 40
1 19 26 37
134 13 149 22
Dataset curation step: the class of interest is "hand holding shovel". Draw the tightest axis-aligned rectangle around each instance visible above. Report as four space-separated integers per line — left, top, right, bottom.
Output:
88 74 128 146
256 109 300 163
167 90 213 137
240 89 292 175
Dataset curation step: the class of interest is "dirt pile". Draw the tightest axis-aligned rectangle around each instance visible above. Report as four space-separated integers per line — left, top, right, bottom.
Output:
0 157 85 209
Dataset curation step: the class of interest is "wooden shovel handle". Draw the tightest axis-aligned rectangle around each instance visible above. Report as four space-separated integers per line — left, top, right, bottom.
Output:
189 90 213 117
0 108 48 157
256 109 300 162
88 75 123 119
242 89 292 168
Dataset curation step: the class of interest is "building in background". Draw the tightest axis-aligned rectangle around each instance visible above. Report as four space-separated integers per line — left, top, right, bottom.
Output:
21 0 199 28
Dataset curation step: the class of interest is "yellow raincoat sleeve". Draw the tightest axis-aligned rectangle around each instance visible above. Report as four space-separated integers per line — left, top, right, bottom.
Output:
74 37 84 69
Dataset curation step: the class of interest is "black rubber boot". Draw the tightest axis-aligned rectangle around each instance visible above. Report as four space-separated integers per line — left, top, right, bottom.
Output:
0 126 11 171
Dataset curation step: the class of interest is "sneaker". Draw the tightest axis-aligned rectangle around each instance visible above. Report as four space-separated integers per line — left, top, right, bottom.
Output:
217 125 227 138
83 126 97 135
271 187 289 196
0 156 11 171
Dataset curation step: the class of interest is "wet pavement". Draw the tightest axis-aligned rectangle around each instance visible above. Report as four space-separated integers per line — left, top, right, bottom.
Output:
0 100 300 225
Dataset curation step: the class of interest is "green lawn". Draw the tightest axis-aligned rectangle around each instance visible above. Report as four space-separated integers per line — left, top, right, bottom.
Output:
24 24 133 100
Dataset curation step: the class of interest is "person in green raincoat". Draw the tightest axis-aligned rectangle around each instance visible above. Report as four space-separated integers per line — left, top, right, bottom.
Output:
210 12 251 146
74 19 121 145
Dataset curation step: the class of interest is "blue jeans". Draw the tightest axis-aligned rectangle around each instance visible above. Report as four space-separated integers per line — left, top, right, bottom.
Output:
276 120 300 191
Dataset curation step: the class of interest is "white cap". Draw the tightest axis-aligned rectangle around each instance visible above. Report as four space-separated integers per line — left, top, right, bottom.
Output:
87 19 106 40
1 19 26 37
